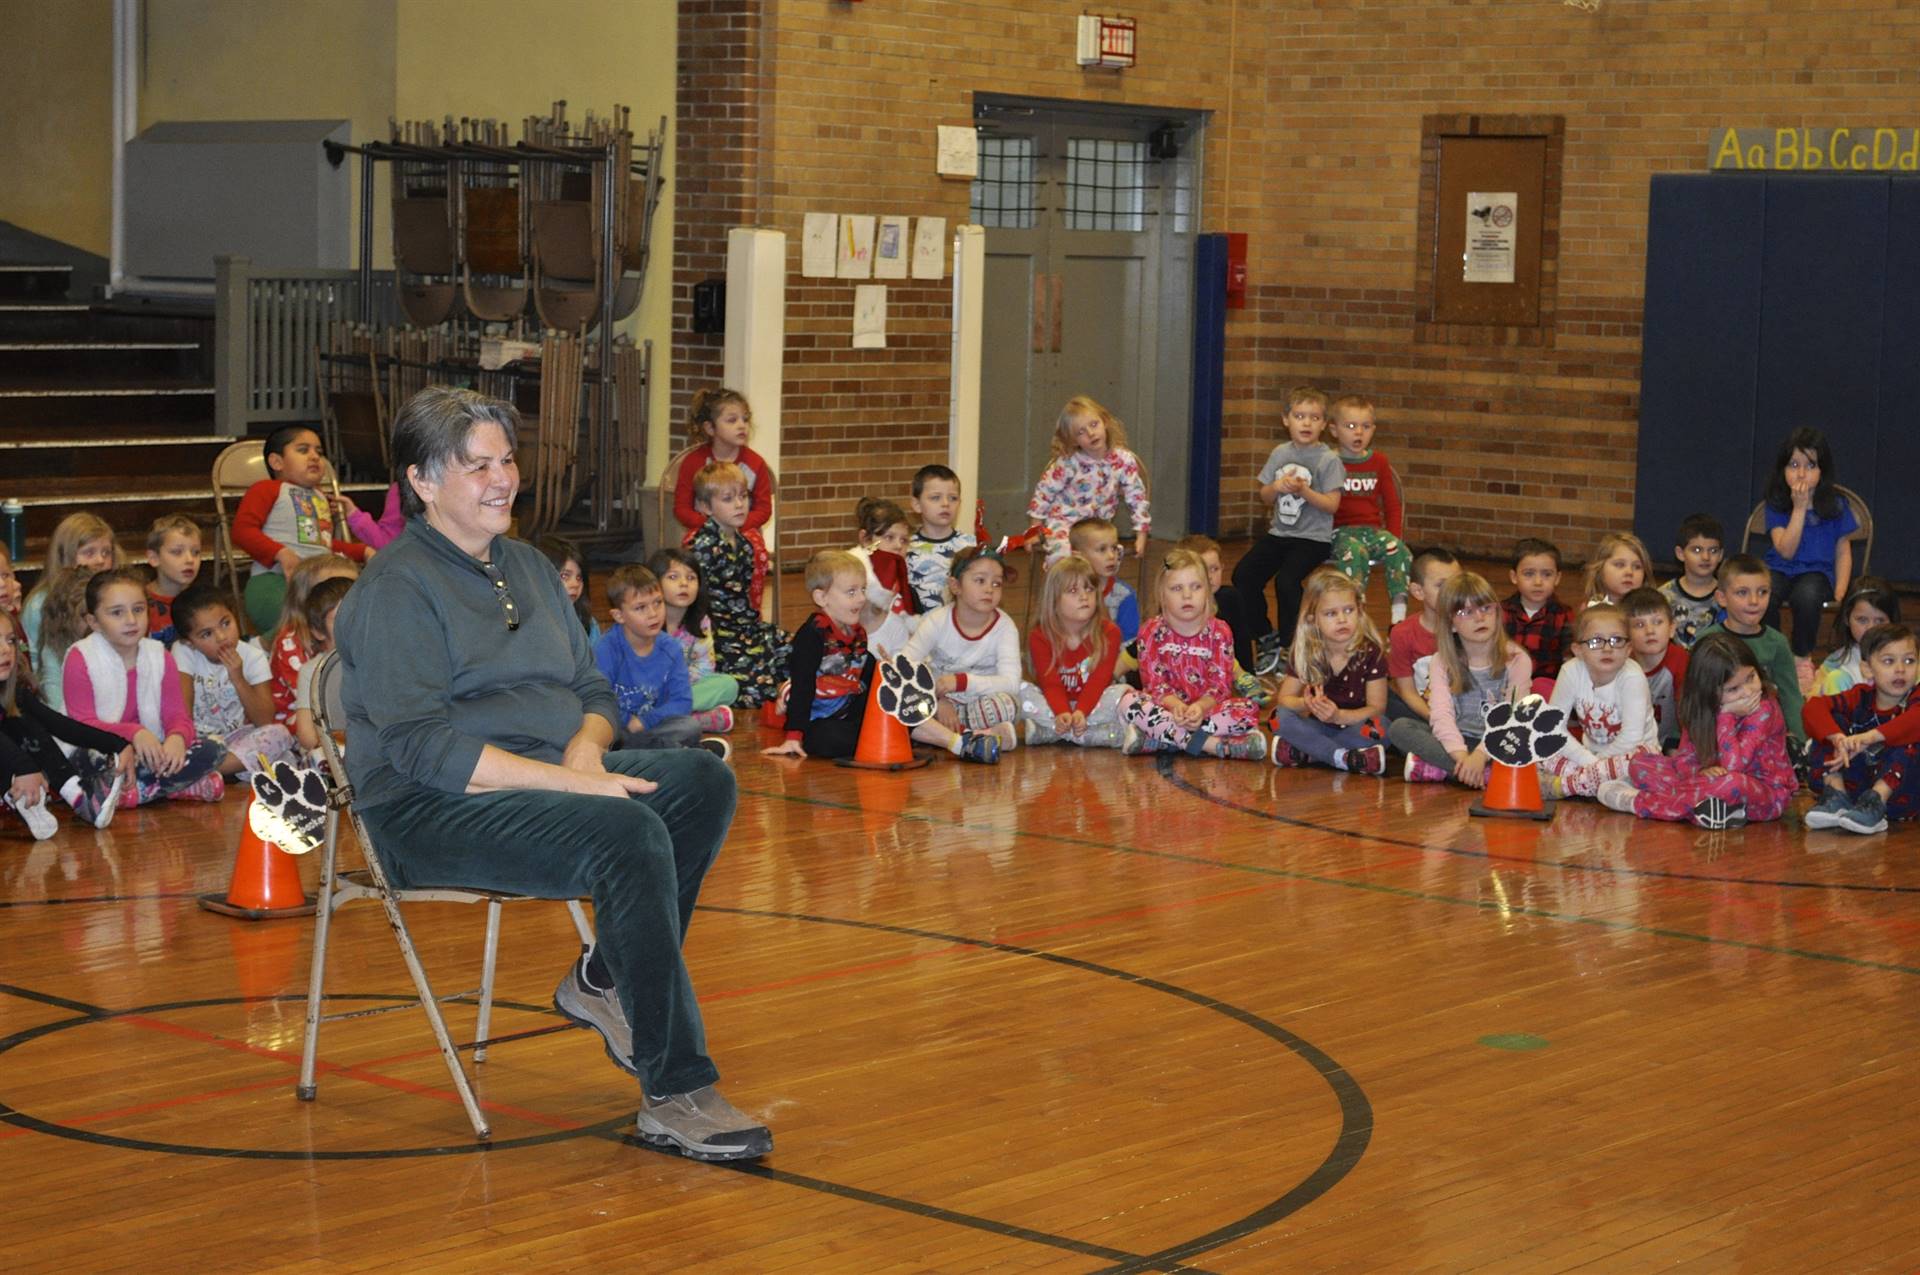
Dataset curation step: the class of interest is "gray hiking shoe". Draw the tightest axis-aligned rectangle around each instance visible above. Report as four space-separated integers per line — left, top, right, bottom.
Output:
553 952 639 1077
637 1084 773 1161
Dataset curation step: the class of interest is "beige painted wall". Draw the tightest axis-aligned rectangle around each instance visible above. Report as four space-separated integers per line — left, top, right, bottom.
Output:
0 0 675 475
0 0 114 257
141 0 399 269
395 0 678 476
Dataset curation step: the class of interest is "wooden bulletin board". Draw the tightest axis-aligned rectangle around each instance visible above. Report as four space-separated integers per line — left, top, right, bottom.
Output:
1431 134 1547 326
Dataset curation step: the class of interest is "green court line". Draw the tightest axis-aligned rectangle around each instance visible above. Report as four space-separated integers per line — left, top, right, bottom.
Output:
735 785 1920 980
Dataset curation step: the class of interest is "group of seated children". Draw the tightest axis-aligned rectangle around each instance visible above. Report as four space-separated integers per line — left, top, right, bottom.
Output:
1 424 368 840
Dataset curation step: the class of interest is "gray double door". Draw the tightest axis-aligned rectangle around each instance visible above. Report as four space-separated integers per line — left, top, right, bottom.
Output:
975 102 1199 543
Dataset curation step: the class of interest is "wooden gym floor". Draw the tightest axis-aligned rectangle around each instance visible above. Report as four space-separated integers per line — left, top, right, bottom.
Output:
3 554 1917 1273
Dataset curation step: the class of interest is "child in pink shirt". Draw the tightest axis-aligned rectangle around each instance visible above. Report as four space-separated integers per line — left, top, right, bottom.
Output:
1118 549 1262 758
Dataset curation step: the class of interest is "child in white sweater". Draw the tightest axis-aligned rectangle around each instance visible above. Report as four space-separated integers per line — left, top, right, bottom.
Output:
1544 603 1659 798
901 546 1023 760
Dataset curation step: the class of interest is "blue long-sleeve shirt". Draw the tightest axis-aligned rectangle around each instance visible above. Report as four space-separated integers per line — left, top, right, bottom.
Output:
593 627 693 729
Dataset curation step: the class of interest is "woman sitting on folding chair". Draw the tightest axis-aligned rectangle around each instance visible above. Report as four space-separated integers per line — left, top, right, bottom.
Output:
331 385 770 1163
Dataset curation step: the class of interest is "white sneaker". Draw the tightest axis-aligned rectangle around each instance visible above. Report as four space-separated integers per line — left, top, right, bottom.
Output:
990 720 1019 752
8 792 58 841
1596 780 1638 815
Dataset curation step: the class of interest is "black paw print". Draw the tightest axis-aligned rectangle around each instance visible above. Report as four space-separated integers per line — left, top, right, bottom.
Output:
1482 696 1569 767
876 654 937 727
248 760 330 855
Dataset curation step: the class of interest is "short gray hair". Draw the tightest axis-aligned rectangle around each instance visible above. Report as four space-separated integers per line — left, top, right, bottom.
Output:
392 386 521 518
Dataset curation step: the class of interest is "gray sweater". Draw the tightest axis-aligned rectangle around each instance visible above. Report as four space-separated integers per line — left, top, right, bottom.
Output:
334 519 619 810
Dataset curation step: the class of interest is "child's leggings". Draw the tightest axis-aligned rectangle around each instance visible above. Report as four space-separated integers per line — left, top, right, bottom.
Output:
1230 534 1332 645
1386 717 1475 772
136 739 226 801
1808 738 1920 821
690 673 739 713
1542 744 1658 798
244 572 288 637
1329 526 1411 601
215 723 299 776
953 691 1021 733
1627 752 1795 823
1017 682 1127 747
1121 690 1260 753
1273 709 1387 766
2 716 85 791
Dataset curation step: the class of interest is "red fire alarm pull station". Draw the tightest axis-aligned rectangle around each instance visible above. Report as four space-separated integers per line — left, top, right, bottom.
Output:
1225 232 1248 309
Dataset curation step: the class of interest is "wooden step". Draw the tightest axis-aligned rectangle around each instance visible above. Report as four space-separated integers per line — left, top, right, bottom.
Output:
0 339 204 379
0 381 212 428
0 262 71 301
0 433 232 482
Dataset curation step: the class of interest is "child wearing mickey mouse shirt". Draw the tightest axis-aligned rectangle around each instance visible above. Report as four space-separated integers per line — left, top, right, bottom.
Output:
1231 387 1348 649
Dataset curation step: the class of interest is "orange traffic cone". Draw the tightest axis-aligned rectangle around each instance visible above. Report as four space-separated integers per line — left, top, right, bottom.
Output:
835 687 930 772
198 794 317 919
1469 761 1555 822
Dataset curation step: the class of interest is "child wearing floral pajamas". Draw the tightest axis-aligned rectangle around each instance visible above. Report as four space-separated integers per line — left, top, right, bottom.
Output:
1120 550 1263 759
1028 395 1152 566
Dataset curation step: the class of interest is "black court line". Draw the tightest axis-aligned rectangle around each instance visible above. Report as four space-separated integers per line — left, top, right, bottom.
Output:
696 905 1372 1272
1147 754 1920 895
739 783 1920 979
0 891 199 910
0 980 108 1016
0 911 1370 1272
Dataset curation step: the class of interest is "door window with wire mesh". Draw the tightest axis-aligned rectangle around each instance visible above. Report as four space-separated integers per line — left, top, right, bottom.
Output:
970 136 1038 229
1064 138 1148 231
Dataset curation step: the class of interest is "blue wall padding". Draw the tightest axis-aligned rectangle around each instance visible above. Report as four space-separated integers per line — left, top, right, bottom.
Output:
1635 174 1765 557
1872 181 1920 581
1752 178 1886 517
1637 174 1917 583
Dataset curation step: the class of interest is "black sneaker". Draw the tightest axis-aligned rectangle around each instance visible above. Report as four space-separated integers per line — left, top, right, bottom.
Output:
1689 797 1746 830
638 1085 772 1161
1253 633 1289 677
693 737 733 763
553 953 639 1077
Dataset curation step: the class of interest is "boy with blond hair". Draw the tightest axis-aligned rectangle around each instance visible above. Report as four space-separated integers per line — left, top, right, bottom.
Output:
144 513 202 645
1326 394 1413 625
763 550 875 761
687 461 789 707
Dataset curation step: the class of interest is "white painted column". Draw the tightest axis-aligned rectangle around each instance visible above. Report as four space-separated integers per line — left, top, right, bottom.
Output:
947 224 985 507
724 228 787 611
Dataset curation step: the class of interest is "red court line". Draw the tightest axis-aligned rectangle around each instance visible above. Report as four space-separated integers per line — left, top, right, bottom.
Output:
0 1073 292 1140
112 1013 582 1130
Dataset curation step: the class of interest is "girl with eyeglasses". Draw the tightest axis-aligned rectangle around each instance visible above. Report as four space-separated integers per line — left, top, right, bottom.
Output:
1541 602 1660 798
1392 572 1532 788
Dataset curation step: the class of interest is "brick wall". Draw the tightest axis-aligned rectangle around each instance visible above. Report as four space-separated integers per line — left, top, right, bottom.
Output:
672 0 766 446
677 0 1920 565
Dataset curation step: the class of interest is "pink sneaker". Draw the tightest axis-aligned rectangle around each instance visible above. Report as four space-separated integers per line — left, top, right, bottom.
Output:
176 771 227 803
1403 753 1451 783
693 706 735 733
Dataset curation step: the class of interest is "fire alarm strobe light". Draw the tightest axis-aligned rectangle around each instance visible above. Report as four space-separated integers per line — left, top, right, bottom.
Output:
1077 14 1136 68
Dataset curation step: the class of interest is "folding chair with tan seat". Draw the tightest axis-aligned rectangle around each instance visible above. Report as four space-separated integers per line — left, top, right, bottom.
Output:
208 439 353 625
296 650 595 1141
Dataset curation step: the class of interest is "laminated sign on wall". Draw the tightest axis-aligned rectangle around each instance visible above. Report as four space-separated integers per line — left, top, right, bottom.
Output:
1463 191 1517 284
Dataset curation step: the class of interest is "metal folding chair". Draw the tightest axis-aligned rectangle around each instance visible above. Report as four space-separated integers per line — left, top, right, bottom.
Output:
296 650 594 1140
208 440 353 625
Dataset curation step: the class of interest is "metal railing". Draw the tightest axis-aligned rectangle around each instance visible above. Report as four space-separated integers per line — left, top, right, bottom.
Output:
213 255 401 436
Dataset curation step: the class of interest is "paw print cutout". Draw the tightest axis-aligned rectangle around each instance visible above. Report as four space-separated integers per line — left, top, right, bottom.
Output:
876 654 937 727
249 760 330 855
1482 695 1569 767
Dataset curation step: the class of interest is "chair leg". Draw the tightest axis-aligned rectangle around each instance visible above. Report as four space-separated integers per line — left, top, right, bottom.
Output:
566 899 594 947
379 890 492 1140
474 899 503 1064
296 810 343 1101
